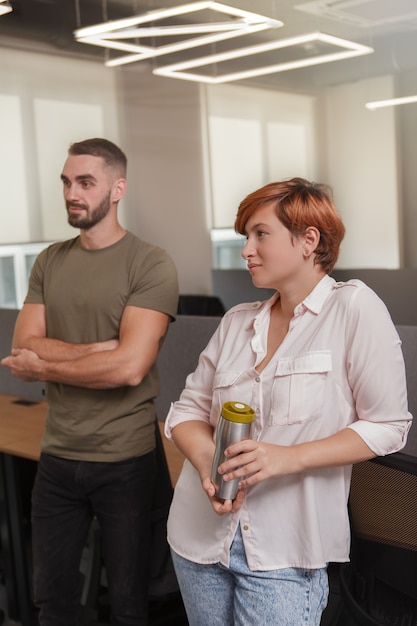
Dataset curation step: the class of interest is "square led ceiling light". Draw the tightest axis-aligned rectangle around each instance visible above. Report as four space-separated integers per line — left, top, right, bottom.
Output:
152 32 374 83
295 0 417 29
74 1 283 68
0 0 12 16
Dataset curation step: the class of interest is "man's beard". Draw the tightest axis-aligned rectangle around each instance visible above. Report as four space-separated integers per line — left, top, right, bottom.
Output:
67 192 111 229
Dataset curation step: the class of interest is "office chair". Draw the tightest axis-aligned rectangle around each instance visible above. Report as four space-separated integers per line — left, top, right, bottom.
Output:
339 452 417 626
177 294 225 316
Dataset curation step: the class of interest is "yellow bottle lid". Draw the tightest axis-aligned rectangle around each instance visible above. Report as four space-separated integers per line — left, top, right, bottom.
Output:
221 401 255 423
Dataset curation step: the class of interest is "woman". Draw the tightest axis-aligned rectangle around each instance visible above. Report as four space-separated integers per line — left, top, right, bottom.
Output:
164 178 411 625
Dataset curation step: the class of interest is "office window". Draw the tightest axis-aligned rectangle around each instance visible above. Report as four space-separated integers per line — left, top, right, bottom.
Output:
0 242 53 309
211 228 246 269
204 83 318 230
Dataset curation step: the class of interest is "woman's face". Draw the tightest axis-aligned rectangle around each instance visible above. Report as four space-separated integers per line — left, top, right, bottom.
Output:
241 201 306 291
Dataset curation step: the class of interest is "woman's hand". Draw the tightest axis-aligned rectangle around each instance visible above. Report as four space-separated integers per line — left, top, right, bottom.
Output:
171 421 248 515
217 439 300 489
218 429 378 488
201 474 247 515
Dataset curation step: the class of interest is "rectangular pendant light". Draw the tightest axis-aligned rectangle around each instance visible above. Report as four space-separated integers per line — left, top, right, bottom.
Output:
366 95 417 110
153 32 374 84
0 0 12 16
74 2 372 85
74 1 283 67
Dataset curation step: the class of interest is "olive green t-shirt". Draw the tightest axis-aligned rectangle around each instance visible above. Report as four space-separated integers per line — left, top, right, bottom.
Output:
25 231 178 461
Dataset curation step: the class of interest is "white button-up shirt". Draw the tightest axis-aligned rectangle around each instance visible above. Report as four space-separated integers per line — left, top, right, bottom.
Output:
165 276 411 570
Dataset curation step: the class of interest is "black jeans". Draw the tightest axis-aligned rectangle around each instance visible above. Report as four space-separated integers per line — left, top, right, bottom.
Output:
31 450 156 626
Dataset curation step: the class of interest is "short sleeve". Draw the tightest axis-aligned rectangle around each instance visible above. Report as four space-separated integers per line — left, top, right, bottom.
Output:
24 248 49 305
126 243 179 320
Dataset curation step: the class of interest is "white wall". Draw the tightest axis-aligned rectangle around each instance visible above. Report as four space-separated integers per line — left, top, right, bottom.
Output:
0 45 409 300
115 76 321 290
322 75 401 269
0 92 28 242
0 47 120 243
0 47 213 294
115 65 212 294
204 83 319 228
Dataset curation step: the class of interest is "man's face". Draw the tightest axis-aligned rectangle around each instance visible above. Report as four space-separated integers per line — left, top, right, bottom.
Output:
61 154 114 229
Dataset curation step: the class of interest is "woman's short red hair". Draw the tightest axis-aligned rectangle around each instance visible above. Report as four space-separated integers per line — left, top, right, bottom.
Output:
234 178 346 274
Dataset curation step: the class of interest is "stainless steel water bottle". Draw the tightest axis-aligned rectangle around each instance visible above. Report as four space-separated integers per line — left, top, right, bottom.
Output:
211 401 255 500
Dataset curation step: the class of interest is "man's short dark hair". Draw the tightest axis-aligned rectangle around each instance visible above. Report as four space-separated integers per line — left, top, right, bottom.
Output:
68 138 127 177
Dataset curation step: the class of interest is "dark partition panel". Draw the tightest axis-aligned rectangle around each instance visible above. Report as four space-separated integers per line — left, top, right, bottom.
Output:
1 309 416 456
331 268 417 326
0 309 44 400
213 268 417 325
212 269 275 311
155 315 221 420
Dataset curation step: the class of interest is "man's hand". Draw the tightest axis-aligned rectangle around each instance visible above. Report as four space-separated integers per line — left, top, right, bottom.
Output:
1 348 44 382
5 305 169 389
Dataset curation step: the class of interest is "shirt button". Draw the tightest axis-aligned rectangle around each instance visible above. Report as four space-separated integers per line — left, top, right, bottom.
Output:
243 525 249 531
255 377 260 382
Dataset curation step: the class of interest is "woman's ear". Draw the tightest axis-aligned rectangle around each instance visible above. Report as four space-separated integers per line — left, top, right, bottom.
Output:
303 226 320 256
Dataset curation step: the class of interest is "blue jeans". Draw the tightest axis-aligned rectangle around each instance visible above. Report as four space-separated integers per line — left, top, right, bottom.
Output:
171 526 328 626
31 451 155 626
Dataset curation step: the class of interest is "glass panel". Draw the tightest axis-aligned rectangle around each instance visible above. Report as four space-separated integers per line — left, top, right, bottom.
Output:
0 242 53 309
25 253 38 280
0 256 17 308
214 242 246 269
211 229 246 269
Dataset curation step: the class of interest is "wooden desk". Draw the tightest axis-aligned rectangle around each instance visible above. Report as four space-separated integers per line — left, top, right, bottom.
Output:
0 393 185 625
0 393 184 480
0 394 46 460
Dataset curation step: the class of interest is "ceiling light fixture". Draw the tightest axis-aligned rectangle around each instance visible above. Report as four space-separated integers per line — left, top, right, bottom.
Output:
366 95 417 110
153 32 374 83
74 1 283 67
0 0 12 16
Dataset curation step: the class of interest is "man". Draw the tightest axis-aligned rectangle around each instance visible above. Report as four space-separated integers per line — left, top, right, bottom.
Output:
1 138 179 625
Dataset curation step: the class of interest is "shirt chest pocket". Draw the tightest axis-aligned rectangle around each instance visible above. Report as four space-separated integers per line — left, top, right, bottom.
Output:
270 351 332 425
211 371 247 422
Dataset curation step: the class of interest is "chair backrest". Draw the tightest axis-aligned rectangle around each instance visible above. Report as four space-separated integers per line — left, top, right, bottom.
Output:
177 295 225 316
350 456 417 552
342 326 417 623
337 328 417 625
341 454 417 625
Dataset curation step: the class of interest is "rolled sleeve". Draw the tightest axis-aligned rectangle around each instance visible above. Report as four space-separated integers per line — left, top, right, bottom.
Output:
164 403 209 440
348 417 412 456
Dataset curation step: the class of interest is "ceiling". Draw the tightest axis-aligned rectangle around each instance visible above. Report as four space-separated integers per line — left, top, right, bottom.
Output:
1 0 417 92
